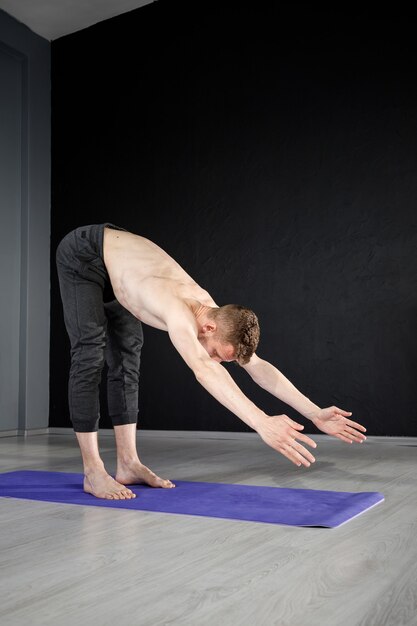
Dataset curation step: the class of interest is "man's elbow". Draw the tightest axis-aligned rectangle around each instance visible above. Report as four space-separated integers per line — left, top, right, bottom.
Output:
245 359 269 386
193 358 218 384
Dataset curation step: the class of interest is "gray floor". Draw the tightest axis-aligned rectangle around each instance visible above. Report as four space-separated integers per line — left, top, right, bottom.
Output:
0 432 416 626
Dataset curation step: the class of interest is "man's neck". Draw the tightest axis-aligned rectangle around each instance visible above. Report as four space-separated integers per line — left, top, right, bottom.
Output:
185 300 212 320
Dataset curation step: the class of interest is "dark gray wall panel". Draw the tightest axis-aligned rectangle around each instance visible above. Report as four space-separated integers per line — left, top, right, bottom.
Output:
0 9 50 432
0 47 22 430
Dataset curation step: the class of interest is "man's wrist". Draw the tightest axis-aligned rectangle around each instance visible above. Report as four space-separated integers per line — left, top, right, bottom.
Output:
304 406 321 423
249 410 268 433
283 391 321 423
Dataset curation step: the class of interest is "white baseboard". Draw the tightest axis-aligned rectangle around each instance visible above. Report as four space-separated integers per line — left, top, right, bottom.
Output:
45 428 417 444
0 430 19 438
0 428 49 438
2 427 416 444
48 427 259 440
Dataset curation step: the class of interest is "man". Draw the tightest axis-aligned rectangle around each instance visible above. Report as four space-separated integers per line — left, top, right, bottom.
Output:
56 223 366 500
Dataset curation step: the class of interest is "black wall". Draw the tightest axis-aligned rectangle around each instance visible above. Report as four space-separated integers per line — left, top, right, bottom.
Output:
50 2 417 435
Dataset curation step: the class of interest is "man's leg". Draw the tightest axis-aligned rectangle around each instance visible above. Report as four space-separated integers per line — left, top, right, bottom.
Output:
104 300 174 489
56 236 135 499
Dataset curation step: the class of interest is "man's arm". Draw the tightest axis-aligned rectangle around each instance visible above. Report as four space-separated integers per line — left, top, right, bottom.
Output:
243 354 367 443
165 304 317 467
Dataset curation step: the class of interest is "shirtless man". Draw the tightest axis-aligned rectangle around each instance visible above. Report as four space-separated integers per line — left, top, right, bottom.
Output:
56 223 366 500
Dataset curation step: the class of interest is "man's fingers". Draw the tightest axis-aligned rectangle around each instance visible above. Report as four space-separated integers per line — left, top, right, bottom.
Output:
335 433 353 444
334 409 367 433
260 416 318 467
334 407 352 417
335 427 366 444
345 418 367 432
281 449 303 466
294 432 317 449
291 440 316 464
281 415 304 430
344 426 366 442
282 448 310 467
282 440 316 467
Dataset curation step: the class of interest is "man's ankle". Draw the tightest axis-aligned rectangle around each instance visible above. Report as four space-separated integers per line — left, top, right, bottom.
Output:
83 462 106 476
117 454 141 466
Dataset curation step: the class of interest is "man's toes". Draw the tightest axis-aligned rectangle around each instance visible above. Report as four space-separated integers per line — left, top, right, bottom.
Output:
158 478 174 488
122 490 133 498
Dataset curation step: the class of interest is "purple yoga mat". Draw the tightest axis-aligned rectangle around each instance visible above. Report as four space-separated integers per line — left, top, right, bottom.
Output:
0 471 384 527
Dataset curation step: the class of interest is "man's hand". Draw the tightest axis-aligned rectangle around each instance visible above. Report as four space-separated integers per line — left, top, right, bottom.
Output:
311 406 367 443
256 415 317 467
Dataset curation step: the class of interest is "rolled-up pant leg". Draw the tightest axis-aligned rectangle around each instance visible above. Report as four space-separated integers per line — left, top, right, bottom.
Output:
56 261 107 432
104 300 143 426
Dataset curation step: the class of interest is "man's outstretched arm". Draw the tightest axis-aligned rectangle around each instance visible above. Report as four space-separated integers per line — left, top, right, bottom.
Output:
243 354 367 444
165 307 317 467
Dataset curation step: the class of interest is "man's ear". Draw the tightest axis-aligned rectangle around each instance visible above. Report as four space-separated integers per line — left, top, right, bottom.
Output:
201 322 216 335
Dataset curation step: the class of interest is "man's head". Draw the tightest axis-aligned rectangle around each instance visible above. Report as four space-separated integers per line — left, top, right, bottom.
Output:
197 304 260 365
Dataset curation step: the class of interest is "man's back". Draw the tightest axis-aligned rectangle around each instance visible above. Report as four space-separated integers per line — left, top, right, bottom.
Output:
103 226 216 329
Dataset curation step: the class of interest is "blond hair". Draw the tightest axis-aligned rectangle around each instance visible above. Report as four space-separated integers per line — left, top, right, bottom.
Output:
208 305 260 365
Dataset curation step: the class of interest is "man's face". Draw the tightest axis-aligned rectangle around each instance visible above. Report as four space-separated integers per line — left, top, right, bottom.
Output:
199 336 235 363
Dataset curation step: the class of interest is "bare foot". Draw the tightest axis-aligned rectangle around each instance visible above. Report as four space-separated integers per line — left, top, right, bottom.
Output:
116 461 175 489
84 470 136 500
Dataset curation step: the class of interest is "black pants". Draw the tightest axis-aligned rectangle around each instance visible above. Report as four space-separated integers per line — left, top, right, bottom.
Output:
56 224 143 432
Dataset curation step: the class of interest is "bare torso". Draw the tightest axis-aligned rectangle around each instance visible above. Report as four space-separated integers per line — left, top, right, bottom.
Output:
103 227 216 329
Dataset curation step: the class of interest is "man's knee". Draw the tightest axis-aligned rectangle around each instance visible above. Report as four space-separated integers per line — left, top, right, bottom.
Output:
70 337 106 377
